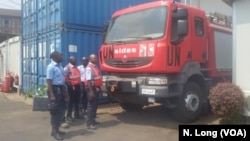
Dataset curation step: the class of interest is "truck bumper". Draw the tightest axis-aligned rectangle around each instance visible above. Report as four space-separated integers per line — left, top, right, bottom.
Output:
101 75 181 99
139 85 169 98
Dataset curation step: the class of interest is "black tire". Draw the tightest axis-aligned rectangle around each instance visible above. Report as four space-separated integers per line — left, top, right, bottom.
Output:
120 102 144 111
171 81 204 123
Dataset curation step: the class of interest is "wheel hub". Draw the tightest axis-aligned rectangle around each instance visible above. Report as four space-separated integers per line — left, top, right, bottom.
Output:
185 92 199 112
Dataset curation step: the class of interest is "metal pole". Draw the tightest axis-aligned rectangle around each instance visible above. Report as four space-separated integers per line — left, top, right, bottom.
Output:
6 38 9 72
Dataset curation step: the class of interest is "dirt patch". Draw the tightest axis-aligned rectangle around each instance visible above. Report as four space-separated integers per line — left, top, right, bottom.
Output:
0 92 32 106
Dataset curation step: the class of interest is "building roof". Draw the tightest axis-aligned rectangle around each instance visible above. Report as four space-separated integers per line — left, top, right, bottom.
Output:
223 0 232 6
0 32 18 43
0 8 21 17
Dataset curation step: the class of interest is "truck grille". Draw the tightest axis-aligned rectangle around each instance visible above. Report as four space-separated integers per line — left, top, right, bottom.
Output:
105 58 152 68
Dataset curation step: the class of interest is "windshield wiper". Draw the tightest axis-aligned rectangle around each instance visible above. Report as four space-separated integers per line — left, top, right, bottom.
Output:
106 36 153 44
128 36 153 40
107 40 126 44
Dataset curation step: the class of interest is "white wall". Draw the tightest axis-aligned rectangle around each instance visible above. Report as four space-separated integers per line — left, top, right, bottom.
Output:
0 36 20 82
181 0 232 16
233 0 250 116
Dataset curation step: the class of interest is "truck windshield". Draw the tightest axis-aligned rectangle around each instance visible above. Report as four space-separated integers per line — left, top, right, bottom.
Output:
105 6 167 44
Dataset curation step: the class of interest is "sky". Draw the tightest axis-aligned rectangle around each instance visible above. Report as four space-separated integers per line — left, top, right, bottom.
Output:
0 0 21 10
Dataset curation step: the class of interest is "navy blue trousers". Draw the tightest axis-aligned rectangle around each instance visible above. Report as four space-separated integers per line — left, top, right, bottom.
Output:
66 84 81 117
48 85 66 128
86 87 99 126
80 83 88 111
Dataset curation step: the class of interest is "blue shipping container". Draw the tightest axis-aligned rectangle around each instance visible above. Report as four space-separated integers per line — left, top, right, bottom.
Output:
21 0 155 101
21 0 153 38
22 28 103 92
22 0 37 39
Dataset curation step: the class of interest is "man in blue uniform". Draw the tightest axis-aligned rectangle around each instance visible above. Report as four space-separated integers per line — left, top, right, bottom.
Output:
47 51 68 140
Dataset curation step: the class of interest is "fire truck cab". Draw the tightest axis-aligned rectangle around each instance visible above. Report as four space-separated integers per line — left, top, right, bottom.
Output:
99 0 232 123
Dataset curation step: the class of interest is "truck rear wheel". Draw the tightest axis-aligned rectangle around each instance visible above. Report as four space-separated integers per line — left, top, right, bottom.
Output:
171 81 204 123
120 102 144 111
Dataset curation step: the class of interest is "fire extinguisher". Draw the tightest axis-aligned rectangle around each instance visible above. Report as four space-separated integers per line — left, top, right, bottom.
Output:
2 72 12 93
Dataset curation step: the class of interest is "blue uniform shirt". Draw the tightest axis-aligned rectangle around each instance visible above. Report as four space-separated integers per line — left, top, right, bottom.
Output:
46 60 65 85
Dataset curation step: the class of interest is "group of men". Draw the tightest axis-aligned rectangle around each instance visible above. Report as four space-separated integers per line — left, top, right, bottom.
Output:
46 51 102 140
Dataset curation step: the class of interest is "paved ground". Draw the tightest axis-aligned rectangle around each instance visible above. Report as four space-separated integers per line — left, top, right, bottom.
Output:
0 92 220 141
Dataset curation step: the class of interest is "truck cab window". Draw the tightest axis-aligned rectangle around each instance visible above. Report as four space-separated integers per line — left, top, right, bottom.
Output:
194 17 204 36
105 7 167 43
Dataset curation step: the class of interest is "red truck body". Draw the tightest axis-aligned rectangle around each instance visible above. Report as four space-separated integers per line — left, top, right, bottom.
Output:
99 0 232 123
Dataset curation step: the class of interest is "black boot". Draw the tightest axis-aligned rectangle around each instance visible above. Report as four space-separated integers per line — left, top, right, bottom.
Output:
51 128 66 136
51 127 63 140
51 130 65 136
57 126 66 135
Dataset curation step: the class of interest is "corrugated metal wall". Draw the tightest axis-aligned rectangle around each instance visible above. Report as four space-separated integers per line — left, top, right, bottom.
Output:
21 0 153 92
22 0 154 39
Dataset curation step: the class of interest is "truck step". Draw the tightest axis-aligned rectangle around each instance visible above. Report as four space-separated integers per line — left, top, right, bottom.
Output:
204 78 212 81
200 68 210 71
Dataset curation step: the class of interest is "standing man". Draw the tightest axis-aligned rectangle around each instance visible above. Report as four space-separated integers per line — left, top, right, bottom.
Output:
85 54 102 129
47 51 67 140
77 57 89 115
64 56 82 121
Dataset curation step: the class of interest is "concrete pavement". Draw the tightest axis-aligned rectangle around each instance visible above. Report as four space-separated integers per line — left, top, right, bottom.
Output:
0 92 220 141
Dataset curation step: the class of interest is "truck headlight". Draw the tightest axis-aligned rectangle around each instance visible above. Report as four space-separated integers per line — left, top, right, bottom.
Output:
146 77 168 85
102 76 107 86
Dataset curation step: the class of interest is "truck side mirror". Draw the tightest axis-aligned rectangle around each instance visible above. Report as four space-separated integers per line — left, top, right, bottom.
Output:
171 20 188 44
172 8 188 19
177 20 188 37
171 8 188 44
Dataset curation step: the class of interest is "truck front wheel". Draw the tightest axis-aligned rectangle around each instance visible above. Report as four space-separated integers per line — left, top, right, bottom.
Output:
171 81 204 123
120 102 144 111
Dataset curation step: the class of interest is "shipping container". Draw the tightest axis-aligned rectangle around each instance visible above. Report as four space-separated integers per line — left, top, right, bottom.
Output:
22 0 37 39
62 0 154 27
22 74 32 94
21 0 153 38
21 0 154 102
21 28 103 92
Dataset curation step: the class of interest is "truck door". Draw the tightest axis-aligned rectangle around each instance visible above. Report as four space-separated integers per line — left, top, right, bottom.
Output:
191 16 207 63
168 7 191 72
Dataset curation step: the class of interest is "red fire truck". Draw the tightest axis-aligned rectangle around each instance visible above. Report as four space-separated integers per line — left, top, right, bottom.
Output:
99 0 232 123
